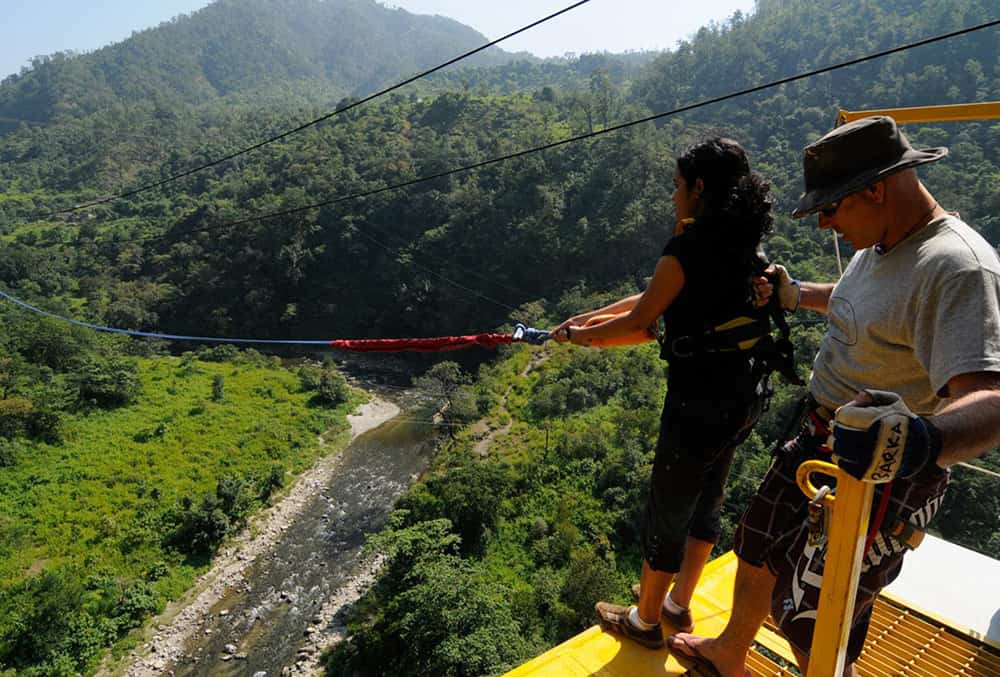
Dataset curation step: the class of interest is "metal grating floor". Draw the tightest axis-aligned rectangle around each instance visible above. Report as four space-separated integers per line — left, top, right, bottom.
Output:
759 594 1000 677
855 596 1000 677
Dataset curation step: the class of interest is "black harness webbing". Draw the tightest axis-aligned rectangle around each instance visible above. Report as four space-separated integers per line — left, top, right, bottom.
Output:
666 316 771 358
758 296 805 386
661 302 803 386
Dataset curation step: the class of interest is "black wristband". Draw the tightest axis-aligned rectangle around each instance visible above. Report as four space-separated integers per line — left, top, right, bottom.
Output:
566 326 573 342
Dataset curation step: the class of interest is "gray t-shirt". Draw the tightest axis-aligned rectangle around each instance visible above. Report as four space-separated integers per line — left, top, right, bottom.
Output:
810 214 1000 414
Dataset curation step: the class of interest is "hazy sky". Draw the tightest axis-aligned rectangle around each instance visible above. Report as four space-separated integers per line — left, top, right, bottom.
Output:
383 1 756 56
2 0 756 80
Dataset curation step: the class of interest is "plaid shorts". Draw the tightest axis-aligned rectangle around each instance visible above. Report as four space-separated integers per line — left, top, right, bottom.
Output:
734 412 950 663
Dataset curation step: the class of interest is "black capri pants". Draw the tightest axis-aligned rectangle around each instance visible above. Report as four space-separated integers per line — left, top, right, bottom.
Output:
641 396 763 573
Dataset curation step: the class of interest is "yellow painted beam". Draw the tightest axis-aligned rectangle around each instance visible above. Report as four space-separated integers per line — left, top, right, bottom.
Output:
837 102 1000 125
796 460 875 677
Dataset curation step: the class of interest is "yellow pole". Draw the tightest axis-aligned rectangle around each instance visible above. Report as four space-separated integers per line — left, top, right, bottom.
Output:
796 460 875 677
836 101 1000 125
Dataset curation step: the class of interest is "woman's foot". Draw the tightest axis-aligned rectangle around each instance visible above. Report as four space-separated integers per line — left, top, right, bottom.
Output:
630 583 695 632
595 602 665 649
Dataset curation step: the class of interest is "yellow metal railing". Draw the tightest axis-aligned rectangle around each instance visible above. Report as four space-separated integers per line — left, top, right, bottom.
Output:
837 102 1000 126
796 461 875 676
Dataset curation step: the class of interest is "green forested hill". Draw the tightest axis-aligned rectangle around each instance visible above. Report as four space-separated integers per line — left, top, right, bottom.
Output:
0 0 513 128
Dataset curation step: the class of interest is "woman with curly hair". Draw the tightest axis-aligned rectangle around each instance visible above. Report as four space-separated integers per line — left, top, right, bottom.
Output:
552 136 777 650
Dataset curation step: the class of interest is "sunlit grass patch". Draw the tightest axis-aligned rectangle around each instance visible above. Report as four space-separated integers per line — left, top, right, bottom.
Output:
0 353 363 673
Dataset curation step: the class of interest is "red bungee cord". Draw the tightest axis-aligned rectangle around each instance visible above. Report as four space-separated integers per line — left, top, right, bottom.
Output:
328 323 549 353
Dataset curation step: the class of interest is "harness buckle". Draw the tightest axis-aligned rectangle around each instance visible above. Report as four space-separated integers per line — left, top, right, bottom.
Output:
670 336 695 358
806 485 833 547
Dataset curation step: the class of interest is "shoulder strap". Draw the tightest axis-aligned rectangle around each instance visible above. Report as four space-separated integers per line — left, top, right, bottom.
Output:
759 271 804 385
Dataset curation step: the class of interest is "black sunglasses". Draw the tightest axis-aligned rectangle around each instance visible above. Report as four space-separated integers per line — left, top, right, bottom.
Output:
819 200 841 218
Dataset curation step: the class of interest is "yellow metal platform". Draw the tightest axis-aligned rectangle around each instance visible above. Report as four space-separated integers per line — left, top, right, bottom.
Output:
504 552 1000 677
504 552 795 677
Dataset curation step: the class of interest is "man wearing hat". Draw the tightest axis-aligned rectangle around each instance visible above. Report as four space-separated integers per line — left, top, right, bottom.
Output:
668 116 1000 677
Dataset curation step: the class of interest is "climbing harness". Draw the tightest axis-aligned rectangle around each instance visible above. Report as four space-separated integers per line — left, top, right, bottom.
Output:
659 268 804 387
786 395 927 557
759 289 805 386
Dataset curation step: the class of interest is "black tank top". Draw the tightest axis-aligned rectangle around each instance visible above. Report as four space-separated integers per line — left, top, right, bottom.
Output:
659 227 765 403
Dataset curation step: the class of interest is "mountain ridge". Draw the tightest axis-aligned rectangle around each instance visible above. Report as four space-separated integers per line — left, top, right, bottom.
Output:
0 0 515 127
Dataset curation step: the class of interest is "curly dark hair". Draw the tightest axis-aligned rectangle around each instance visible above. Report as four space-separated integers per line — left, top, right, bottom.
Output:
676 137 774 274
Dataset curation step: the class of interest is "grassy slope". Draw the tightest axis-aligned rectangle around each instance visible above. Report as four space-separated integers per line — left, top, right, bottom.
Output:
0 355 365 663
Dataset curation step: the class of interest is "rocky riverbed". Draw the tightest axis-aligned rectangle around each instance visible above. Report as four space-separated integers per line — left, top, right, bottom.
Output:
103 395 405 677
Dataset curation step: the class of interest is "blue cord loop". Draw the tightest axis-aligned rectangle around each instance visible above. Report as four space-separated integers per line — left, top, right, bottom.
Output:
514 323 551 345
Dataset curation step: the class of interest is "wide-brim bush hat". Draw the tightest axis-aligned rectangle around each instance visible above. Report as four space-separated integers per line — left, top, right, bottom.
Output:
792 115 948 218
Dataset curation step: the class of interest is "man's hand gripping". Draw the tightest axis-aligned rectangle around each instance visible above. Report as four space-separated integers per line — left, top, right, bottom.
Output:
832 390 943 483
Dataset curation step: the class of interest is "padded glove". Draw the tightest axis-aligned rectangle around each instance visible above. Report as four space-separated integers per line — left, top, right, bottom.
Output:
832 390 942 483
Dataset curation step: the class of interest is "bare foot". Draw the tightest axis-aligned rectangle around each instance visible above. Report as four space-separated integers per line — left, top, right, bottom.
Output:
667 633 750 677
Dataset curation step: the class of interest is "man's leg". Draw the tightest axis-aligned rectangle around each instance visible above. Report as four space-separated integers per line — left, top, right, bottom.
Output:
669 556 775 677
668 536 714 609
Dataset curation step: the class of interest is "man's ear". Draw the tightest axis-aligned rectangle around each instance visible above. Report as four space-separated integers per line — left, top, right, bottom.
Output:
864 180 886 204
693 177 705 197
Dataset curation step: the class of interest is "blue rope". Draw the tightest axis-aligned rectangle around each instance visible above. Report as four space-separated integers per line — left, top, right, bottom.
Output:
0 288 555 348
0 288 332 346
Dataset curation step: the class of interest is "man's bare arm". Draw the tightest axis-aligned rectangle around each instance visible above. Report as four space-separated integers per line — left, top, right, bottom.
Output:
798 282 835 315
931 371 1000 467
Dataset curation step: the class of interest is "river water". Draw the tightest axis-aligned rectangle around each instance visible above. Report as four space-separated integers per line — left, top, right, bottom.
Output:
165 388 438 676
